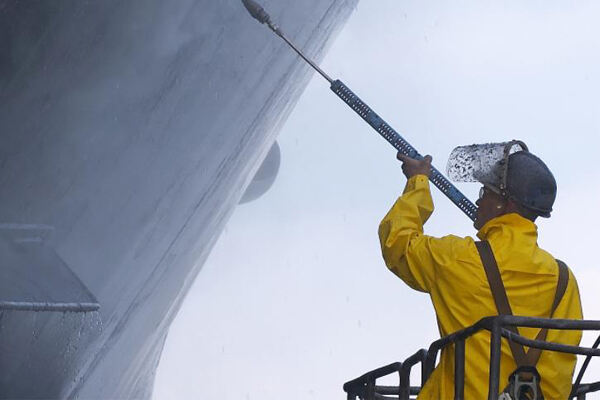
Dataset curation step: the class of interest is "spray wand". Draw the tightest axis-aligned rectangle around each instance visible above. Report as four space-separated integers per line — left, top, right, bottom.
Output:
242 0 478 221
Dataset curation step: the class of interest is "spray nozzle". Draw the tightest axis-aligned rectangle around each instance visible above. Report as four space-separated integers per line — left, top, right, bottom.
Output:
242 0 272 25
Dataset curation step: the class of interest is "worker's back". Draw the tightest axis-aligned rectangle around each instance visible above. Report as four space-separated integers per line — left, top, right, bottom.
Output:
378 175 583 399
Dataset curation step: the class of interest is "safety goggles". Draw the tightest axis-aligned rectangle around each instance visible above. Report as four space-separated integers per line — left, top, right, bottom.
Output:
479 187 486 201
479 185 503 200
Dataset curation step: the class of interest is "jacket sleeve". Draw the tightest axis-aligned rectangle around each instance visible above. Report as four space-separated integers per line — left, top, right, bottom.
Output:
378 174 457 293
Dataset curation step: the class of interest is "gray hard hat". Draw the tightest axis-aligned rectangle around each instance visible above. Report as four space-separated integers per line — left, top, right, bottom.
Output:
504 151 557 218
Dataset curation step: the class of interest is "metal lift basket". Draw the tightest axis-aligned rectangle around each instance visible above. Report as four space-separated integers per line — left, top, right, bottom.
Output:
343 316 600 400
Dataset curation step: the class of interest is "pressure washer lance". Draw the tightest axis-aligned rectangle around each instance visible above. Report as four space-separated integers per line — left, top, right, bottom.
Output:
242 0 478 221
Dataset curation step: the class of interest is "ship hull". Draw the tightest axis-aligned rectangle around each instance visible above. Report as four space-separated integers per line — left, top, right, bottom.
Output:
0 0 357 397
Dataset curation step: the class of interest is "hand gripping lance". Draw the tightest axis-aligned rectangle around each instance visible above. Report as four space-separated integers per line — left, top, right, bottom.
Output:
241 0 478 221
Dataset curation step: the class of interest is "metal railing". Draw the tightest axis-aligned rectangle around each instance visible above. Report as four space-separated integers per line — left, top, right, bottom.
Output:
343 316 600 400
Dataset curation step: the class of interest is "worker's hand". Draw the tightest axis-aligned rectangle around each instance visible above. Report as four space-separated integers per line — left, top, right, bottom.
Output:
397 152 432 179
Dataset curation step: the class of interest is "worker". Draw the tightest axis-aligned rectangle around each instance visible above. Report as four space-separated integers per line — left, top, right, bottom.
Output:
378 144 583 399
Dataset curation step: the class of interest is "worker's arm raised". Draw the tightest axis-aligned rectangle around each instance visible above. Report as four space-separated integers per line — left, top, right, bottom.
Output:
378 154 458 292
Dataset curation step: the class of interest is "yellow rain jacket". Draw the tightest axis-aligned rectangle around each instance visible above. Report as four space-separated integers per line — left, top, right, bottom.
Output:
378 175 583 399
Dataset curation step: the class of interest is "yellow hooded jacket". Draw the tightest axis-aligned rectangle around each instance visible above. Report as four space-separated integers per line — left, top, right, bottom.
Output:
378 175 583 399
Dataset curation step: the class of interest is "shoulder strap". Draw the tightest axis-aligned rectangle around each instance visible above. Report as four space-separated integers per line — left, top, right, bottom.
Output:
475 241 570 367
475 241 528 367
526 260 569 366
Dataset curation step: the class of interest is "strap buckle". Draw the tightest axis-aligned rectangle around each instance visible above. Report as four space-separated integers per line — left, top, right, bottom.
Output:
505 366 543 400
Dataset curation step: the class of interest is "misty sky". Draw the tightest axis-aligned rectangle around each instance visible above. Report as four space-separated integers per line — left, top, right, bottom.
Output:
154 1 600 398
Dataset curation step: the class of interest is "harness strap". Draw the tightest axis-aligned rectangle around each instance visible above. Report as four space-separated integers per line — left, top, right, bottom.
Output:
476 241 527 366
475 241 569 367
526 259 569 366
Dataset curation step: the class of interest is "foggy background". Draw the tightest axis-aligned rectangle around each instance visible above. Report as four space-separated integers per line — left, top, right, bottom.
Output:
154 1 600 398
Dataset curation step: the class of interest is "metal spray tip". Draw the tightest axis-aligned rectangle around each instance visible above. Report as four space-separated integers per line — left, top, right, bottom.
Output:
240 0 332 82
241 0 272 25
